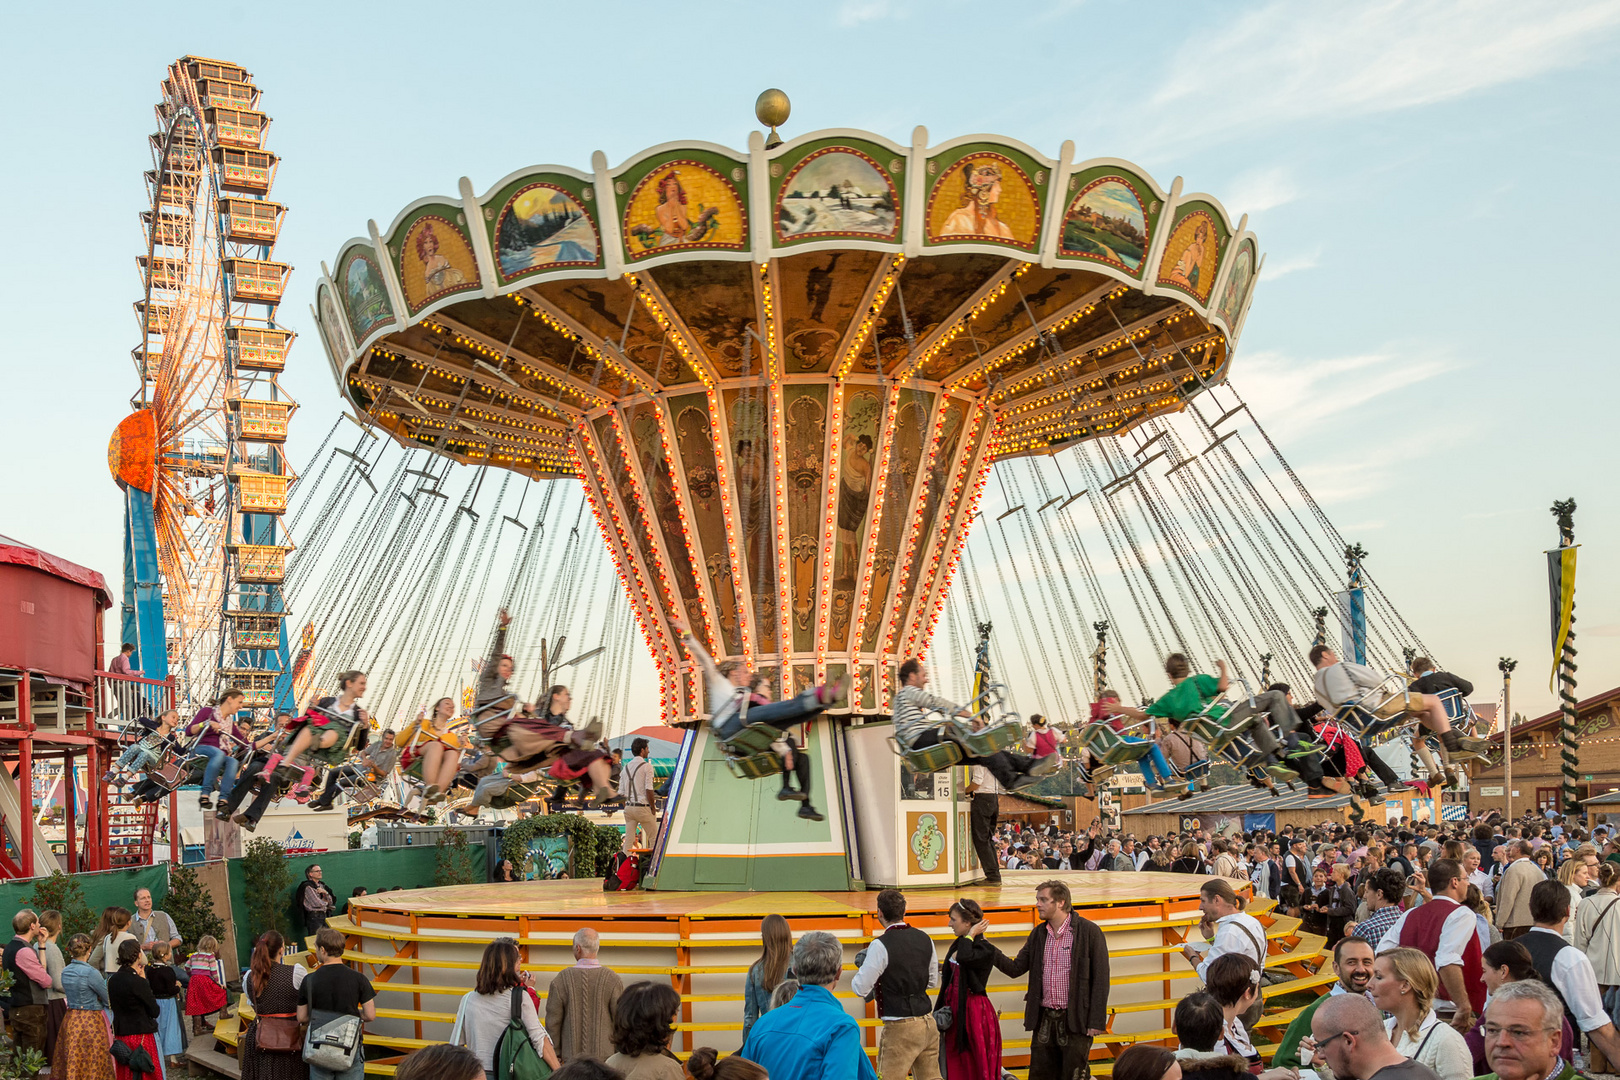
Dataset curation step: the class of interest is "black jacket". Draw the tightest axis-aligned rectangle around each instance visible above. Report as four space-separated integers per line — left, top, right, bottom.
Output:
108 968 159 1036
1409 671 1473 697
992 912 1109 1034
938 934 998 1052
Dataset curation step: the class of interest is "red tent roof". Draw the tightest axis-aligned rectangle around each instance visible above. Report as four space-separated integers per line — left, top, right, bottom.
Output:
0 534 110 608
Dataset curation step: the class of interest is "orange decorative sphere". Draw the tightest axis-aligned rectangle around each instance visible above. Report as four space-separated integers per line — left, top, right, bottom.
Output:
108 410 158 493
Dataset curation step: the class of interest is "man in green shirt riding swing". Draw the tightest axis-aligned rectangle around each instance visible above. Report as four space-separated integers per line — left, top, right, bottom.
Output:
1116 653 1339 799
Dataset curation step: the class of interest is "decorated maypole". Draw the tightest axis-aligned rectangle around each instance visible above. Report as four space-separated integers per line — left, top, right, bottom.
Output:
1312 607 1329 648
1258 652 1272 687
1499 656 1517 821
1549 500 1579 812
1092 620 1110 697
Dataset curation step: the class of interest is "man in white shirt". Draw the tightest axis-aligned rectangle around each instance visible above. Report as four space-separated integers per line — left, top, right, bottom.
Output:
619 737 658 855
1184 878 1267 981
1376 859 1482 1031
966 763 1004 884
852 889 942 1080
1522 879 1620 1064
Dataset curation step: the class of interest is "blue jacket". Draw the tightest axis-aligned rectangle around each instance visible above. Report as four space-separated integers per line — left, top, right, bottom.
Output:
739 983 876 1080
742 963 770 1041
61 960 109 1012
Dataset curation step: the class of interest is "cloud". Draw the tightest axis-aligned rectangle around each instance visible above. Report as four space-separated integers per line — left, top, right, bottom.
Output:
836 0 903 26
1223 166 1300 214
1132 0 1620 151
1231 346 1457 440
1258 249 1320 280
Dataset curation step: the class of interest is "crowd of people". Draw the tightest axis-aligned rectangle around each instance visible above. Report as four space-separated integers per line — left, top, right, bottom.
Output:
9 805 1620 1080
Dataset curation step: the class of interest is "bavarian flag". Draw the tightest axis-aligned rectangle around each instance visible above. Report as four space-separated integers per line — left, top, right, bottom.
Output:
1548 545 1578 690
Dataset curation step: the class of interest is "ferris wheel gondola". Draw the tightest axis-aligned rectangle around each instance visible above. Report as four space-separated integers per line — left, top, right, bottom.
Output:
107 56 297 715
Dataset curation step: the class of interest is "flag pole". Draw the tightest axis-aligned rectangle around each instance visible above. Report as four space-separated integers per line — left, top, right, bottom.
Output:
1499 657 1517 823
1551 500 1579 813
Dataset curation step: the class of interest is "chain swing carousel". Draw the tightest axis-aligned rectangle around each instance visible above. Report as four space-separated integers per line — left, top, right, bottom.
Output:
292 95 1341 1073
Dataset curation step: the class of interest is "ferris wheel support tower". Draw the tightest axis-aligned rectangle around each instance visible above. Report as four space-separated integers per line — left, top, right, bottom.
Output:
107 55 297 715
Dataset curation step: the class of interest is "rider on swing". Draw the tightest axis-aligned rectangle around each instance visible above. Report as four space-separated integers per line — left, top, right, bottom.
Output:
472 609 615 806
673 618 841 823
1310 645 1489 788
891 658 1057 790
260 671 366 801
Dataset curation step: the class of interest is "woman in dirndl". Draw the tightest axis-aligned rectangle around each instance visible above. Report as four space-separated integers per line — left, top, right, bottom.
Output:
939 898 1001 1080
240 931 309 1080
108 938 163 1080
55 933 114 1080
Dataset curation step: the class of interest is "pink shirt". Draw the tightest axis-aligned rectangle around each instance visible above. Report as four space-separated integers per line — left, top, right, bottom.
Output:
109 654 135 676
1040 918 1073 1009
11 937 50 988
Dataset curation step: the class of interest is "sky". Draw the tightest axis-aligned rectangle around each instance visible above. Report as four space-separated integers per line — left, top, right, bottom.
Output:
3 0 1618 723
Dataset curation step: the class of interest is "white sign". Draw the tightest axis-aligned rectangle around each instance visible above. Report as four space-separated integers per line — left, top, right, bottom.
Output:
1480 786 1505 796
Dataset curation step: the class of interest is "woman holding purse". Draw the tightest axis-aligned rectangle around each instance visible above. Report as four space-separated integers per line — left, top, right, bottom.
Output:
241 931 309 1080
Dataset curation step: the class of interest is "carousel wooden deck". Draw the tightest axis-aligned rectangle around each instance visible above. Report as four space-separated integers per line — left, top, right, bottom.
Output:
244 872 1332 1078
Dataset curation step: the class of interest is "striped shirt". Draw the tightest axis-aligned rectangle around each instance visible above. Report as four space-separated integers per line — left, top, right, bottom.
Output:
894 685 961 747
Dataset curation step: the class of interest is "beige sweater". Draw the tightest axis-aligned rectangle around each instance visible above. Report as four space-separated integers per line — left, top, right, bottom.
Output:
545 963 623 1064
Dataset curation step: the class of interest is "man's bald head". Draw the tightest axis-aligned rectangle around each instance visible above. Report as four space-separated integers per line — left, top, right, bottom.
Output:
1314 993 1385 1039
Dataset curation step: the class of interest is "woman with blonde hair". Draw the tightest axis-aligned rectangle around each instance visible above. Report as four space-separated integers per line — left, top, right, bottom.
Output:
1558 855 1591 941
1368 947 1471 1080
399 697 463 803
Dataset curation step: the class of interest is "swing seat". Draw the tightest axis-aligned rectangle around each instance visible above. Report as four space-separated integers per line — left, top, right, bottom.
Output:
887 736 963 773
720 723 782 758
724 751 783 780
953 719 1024 757
1436 688 1480 736
1077 722 1153 766
484 780 541 810
403 756 425 783
1183 709 1252 753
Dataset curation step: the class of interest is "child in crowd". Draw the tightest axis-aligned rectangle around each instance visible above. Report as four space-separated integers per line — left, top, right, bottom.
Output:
183 934 227 1036
147 941 185 1064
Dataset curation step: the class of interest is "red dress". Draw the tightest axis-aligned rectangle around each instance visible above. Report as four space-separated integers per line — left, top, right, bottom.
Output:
941 937 1001 1080
183 955 227 1016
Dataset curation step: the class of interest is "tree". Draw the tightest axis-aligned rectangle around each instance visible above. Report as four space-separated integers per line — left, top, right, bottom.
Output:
164 864 225 959
26 870 95 940
242 836 292 941
434 828 482 887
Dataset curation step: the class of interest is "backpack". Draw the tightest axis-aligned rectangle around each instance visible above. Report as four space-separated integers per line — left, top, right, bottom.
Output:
494 987 551 1080
603 852 631 892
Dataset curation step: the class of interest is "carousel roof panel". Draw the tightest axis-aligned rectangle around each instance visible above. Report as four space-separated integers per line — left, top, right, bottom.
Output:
317 129 1262 475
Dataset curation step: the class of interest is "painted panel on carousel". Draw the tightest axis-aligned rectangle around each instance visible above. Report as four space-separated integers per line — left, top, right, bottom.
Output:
859 388 933 653
387 205 483 317
647 260 757 378
906 811 949 876
625 401 705 626
782 383 830 653
592 414 674 615
616 151 749 263
1058 165 1163 278
316 283 351 368
484 172 601 286
775 249 886 374
1155 200 1229 307
667 392 740 651
335 242 394 346
830 386 882 652
536 278 704 387
923 143 1047 253
1215 238 1256 332
722 388 779 653
772 138 901 246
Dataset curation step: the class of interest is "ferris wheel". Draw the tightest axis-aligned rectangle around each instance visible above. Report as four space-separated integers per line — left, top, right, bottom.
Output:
107 55 296 713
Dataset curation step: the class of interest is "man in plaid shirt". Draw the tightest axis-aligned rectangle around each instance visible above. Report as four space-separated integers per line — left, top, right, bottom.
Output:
1349 868 1407 946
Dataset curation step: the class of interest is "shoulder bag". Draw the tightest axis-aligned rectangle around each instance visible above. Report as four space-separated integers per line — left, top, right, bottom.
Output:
255 1012 305 1054
302 968 364 1072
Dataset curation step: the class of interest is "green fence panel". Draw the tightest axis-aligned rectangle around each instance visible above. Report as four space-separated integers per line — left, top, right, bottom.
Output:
0 864 170 933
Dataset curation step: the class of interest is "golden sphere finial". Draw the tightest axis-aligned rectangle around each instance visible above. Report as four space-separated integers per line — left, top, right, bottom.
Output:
755 88 790 148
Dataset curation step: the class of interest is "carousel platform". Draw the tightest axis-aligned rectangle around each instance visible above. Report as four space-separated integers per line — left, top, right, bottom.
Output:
231 871 1333 1077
